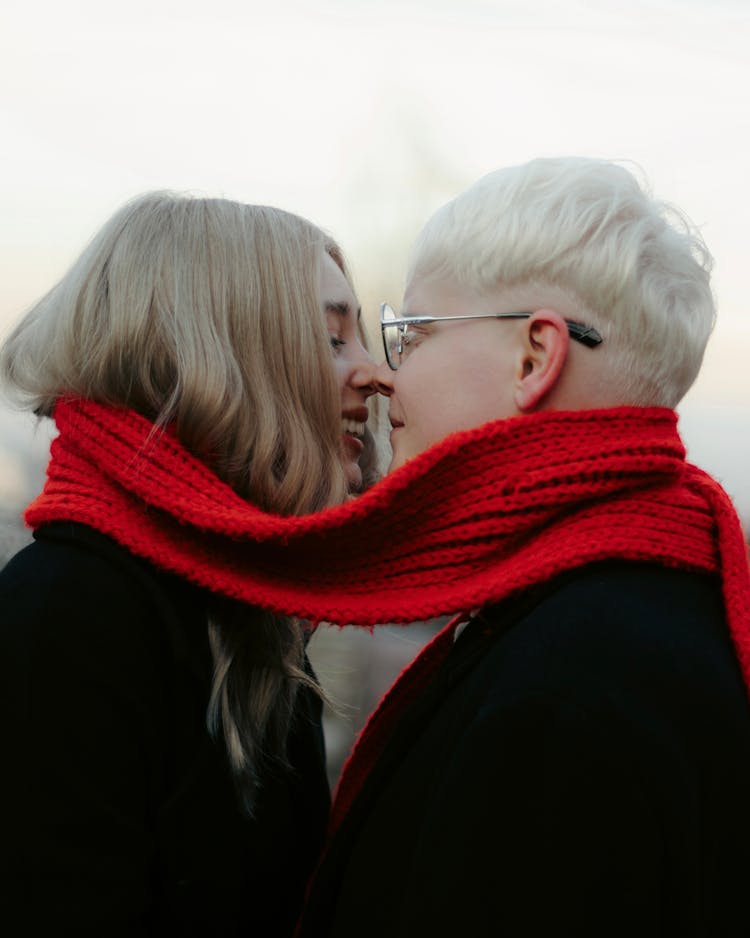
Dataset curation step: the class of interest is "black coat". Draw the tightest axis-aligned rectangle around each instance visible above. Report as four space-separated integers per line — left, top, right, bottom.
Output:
300 562 750 938
0 523 330 937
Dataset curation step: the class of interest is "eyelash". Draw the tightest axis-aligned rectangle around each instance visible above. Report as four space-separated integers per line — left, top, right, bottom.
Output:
330 336 346 352
402 328 426 353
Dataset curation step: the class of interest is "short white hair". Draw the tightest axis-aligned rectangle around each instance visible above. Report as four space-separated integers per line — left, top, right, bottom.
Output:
408 157 715 407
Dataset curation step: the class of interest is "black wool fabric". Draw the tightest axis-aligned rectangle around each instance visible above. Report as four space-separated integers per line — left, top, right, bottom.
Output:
299 562 750 938
0 523 330 937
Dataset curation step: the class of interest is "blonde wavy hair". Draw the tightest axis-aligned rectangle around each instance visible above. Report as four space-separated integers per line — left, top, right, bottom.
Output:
1 191 367 812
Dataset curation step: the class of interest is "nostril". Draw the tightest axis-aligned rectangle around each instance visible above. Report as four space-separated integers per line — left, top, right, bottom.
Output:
352 364 378 392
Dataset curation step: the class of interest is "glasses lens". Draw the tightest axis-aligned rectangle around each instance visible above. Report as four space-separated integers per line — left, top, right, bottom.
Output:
381 304 401 370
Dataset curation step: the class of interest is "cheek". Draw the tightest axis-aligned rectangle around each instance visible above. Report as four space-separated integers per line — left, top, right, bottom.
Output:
402 355 509 444
334 338 373 395
419 391 475 445
398 365 456 442
332 359 349 397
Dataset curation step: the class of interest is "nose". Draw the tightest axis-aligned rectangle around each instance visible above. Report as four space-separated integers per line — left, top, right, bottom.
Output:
374 358 394 397
348 344 377 397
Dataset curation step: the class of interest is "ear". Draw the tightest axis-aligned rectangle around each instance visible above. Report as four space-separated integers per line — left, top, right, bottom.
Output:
514 309 569 411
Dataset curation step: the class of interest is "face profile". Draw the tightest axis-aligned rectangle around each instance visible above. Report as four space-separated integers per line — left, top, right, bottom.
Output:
375 276 536 472
320 253 376 491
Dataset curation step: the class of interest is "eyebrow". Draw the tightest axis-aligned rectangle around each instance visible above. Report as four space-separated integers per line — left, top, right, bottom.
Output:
325 300 363 321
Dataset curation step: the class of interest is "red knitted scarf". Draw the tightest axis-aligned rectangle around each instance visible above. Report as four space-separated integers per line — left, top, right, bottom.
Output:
27 397 749 637
26 397 750 837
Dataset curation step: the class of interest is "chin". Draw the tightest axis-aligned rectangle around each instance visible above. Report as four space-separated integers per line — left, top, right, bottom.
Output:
345 462 363 494
386 456 404 474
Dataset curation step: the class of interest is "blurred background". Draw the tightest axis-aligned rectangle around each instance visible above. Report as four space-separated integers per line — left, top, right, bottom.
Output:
1 0 748 781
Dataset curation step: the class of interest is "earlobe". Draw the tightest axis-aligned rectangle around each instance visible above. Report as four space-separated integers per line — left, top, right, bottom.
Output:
513 310 569 411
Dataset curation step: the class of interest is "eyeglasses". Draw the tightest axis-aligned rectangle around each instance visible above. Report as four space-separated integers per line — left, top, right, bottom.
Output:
380 302 603 371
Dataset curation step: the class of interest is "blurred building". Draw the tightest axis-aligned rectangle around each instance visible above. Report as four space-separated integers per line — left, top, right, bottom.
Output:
308 619 448 788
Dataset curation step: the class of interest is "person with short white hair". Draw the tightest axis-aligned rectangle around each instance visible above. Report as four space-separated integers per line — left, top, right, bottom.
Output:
382 156 715 474
291 157 750 938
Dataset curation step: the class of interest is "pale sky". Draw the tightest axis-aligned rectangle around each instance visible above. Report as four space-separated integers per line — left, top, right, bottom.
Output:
1 0 749 517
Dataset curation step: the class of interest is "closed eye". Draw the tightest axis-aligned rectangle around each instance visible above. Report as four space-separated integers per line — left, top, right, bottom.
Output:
403 322 430 346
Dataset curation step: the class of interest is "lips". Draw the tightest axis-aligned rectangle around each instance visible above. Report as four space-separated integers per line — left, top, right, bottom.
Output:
342 417 366 439
341 406 369 441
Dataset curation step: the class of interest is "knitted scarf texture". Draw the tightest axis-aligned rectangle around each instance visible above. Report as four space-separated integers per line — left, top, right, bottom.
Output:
27 396 749 650
26 397 750 838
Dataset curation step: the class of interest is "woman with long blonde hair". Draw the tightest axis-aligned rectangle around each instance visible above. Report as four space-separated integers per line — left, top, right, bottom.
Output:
0 192 376 936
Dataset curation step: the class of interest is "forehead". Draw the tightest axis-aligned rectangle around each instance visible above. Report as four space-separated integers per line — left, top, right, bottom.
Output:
320 253 356 305
403 275 483 318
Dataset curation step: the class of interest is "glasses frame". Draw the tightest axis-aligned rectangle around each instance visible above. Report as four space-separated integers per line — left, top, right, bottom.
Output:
380 302 603 371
